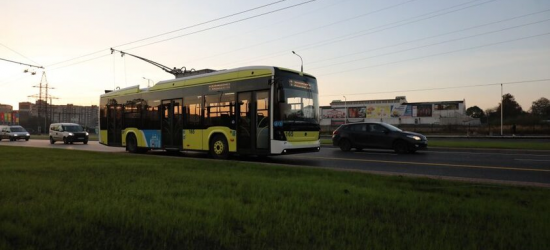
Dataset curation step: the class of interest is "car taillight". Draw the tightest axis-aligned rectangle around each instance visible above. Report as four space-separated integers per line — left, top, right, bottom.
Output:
332 130 339 136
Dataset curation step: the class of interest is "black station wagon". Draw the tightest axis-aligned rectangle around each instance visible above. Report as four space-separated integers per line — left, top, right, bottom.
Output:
332 122 428 153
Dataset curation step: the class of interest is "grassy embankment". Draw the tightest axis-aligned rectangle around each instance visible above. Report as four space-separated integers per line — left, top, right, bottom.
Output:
320 139 550 150
1 146 549 250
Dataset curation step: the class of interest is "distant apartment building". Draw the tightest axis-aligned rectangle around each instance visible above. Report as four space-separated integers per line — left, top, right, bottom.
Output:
18 101 98 129
0 104 13 113
50 104 99 129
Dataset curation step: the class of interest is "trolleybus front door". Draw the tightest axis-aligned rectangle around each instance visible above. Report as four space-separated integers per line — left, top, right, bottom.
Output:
237 91 269 154
161 99 183 150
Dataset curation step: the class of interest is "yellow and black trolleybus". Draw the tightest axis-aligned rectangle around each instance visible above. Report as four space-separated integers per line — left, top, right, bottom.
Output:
99 66 320 158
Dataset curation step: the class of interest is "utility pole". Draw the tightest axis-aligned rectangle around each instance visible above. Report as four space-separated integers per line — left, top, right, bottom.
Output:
49 96 60 123
343 96 347 124
29 72 54 133
500 84 503 136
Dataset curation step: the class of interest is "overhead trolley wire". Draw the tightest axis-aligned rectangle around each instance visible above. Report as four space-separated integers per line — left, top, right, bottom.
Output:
43 0 293 68
122 0 318 51
318 31 550 77
308 8 550 67
0 42 41 66
320 79 550 97
220 0 498 68
310 17 550 70
187 0 419 64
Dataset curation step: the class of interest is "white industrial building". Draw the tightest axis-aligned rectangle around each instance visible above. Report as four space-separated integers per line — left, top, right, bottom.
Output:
320 96 480 127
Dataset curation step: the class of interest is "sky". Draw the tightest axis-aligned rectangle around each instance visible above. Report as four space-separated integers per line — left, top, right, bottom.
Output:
1 0 549 112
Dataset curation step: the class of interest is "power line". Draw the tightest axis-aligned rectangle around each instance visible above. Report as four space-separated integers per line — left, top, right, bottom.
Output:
220 0 497 68
320 79 550 97
310 18 550 70
0 42 41 65
44 0 291 68
308 8 550 67
319 31 550 77
0 57 44 69
0 0 317 90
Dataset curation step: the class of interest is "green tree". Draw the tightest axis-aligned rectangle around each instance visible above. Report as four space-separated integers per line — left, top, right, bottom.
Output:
530 97 550 118
495 93 523 118
466 106 485 119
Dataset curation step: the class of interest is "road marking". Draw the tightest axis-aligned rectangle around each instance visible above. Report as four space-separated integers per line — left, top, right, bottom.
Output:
426 150 550 158
515 159 550 162
287 155 550 172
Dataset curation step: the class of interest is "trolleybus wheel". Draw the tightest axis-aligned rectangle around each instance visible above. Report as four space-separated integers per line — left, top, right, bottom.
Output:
210 135 229 159
126 134 139 153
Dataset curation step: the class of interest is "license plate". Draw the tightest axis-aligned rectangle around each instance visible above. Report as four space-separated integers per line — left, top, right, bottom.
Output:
78 137 84 139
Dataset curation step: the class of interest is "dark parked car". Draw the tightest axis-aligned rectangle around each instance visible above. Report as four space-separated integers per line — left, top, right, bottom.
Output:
332 122 427 153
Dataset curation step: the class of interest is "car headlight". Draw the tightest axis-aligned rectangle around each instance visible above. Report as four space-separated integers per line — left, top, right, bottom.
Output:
26 133 30 136
69 133 74 136
14 134 18 137
86 132 89 136
407 135 421 141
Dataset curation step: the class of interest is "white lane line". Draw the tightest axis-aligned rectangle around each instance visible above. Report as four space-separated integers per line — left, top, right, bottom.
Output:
424 150 550 158
515 159 550 162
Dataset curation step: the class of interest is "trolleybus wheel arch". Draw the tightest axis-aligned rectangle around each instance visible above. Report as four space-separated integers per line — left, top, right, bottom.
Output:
126 133 139 153
210 134 229 159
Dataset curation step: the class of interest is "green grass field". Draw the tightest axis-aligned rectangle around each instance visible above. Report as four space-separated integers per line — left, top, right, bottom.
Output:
1 146 549 250
321 138 550 150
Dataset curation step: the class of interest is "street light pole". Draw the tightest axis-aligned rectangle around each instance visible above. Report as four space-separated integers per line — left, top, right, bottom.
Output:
343 96 347 124
292 51 303 75
143 77 153 88
501 84 503 136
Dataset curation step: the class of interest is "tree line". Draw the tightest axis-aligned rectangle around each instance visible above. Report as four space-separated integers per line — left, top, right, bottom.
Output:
466 94 550 125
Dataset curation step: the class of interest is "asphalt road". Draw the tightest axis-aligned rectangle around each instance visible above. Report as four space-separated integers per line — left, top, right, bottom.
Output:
2 139 549 187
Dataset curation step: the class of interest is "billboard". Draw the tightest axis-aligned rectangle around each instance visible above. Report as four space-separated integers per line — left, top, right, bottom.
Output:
366 105 391 119
347 107 365 118
415 105 432 117
322 108 345 119
391 105 412 117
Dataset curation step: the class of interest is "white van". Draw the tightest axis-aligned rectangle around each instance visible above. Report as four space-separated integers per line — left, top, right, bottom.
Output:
0 125 30 141
49 123 89 144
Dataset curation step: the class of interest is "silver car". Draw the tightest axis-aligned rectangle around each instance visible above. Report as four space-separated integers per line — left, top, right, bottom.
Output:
0 125 31 141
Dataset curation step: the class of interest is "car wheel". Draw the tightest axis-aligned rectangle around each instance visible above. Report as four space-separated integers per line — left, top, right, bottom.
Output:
393 140 409 154
25 138 29 141
50 137 55 144
339 139 352 152
84 140 88 145
126 134 139 153
63 137 68 144
210 134 229 159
